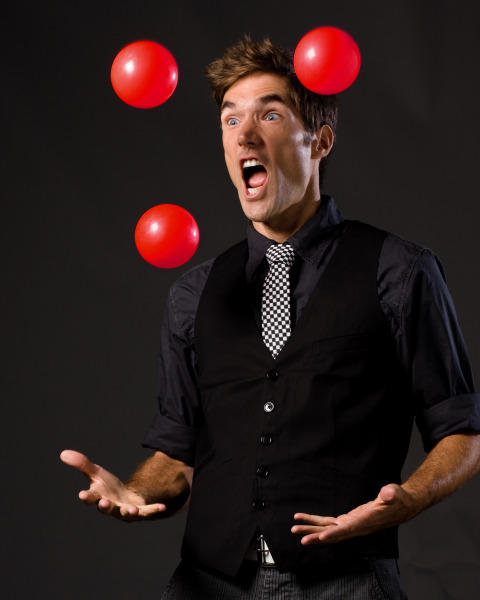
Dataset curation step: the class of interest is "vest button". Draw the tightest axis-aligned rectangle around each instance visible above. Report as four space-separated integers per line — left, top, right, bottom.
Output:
263 402 275 413
256 466 270 478
261 434 273 445
267 369 279 381
252 499 266 510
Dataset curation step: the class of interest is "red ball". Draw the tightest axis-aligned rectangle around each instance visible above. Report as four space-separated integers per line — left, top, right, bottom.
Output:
294 27 361 95
111 41 178 108
135 205 199 268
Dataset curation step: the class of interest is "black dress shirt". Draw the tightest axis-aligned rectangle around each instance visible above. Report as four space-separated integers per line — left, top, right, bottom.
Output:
143 196 480 463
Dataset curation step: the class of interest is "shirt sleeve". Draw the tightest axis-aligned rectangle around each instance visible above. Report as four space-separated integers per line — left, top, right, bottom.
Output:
379 236 480 451
142 260 214 465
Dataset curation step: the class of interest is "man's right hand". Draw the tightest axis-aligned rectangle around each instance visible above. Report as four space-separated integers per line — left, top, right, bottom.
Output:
60 449 166 521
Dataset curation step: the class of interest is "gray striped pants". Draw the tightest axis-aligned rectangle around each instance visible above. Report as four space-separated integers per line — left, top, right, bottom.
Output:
161 558 408 599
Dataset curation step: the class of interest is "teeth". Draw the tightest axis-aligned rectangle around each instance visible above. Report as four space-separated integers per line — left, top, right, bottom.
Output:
248 187 261 193
243 159 262 168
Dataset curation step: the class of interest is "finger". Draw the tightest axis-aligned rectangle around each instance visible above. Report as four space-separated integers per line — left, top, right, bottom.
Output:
97 497 113 512
119 504 140 518
79 489 101 505
379 484 398 503
60 450 99 478
291 524 322 535
92 499 136 520
294 513 336 526
137 503 167 517
296 525 345 544
300 532 325 545
315 528 350 543
117 503 167 520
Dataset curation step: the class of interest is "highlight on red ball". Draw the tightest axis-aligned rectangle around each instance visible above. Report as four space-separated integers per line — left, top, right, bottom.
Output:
111 40 178 108
293 27 361 95
135 204 199 269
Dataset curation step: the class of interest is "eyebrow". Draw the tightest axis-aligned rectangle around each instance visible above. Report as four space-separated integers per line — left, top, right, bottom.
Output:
220 93 288 114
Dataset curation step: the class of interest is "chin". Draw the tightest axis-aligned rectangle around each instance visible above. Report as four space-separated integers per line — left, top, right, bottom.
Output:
239 199 269 221
243 209 269 224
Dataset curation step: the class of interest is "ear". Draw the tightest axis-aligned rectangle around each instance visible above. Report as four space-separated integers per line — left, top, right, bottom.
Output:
311 125 334 160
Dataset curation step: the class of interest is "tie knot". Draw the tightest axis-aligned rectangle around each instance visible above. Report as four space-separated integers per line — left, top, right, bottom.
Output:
266 243 295 270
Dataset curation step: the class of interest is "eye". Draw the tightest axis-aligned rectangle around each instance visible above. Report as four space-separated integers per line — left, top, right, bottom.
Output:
225 117 239 126
265 112 280 121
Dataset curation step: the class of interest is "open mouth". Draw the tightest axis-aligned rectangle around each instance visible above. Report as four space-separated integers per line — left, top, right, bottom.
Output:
242 158 267 195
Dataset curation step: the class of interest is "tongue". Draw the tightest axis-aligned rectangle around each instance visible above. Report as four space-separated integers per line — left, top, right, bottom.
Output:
247 170 267 188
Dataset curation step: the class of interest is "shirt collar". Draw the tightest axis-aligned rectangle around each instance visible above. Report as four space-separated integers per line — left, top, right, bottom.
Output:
246 195 344 279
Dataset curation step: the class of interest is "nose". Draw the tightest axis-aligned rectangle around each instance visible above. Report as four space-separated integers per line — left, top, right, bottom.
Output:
238 117 261 147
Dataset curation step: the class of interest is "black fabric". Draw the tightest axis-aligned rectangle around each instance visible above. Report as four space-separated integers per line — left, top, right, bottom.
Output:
143 198 480 463
183 222 411 576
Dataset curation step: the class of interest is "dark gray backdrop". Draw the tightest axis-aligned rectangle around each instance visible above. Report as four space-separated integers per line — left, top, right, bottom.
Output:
3 1 480 598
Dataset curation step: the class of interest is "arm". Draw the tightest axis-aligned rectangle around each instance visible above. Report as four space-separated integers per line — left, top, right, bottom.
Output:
292 243 480 544
60 268 210 520
60 449 192 521
292 432 480 544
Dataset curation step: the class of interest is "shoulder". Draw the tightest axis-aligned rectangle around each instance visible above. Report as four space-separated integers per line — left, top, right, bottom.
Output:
346 221 443 281
377 230 447 330
169 259 215 316
166 259 215 338
379 231 445 284
170 259 215 303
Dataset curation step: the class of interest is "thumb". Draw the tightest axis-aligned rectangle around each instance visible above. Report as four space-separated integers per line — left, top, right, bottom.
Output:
60 450 99 478
379 484 399 504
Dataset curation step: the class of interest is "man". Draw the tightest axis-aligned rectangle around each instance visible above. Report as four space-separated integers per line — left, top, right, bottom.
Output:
61 38 480 599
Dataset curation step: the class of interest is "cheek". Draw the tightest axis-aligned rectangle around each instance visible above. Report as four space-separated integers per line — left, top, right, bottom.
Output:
291 142 313 178
279 149 311 184
276 130 311 171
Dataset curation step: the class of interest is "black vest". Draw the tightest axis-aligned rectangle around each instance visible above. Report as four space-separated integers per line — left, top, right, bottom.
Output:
182 221 413 576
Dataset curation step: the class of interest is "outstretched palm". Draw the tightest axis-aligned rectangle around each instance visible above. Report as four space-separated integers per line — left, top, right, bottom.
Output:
60 450 166 520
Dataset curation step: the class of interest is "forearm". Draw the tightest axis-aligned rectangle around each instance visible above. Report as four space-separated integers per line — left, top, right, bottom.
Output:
126 451 193 513
401 432 480 518
292 432 480 544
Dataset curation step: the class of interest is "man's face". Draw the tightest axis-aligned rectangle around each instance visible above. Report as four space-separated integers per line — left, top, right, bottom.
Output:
221 72 323 237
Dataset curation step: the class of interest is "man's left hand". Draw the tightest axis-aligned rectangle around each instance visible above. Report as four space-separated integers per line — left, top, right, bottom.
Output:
291 484 415 544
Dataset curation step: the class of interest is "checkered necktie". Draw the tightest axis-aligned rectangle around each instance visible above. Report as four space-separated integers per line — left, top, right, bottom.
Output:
261 243 295 358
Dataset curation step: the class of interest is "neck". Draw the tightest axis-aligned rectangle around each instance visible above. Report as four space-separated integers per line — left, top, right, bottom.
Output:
253 196 322 243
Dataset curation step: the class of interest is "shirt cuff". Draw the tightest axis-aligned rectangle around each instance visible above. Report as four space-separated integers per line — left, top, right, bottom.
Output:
142 413 198 466
416 393 480 451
